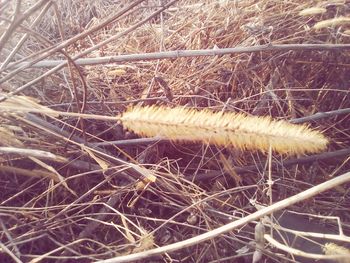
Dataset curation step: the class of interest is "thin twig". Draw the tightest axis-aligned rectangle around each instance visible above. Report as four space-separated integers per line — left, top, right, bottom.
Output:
290 108 350 124
0 219 21 259
7 43 350 69
0 242 23 263
93 137 165 147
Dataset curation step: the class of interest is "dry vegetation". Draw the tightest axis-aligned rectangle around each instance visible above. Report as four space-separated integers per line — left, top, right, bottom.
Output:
0 0 350 262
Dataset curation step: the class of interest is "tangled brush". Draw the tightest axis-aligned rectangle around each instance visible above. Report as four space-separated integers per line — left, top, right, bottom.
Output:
121 105 329 155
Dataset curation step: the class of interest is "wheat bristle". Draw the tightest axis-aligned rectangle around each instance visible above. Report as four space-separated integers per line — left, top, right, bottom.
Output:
121 106 329 155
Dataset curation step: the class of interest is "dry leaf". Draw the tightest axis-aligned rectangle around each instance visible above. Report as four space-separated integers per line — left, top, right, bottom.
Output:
135 180 148 191
82 146 109 171
130 163 157 184
29 157 77 197
120 216 136 243
219 153 241 185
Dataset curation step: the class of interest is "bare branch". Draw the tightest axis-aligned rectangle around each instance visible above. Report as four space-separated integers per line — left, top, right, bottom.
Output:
6 43 350 69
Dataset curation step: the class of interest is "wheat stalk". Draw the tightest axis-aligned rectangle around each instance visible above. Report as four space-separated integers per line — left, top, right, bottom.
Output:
120 105 328 155
0 95 329 155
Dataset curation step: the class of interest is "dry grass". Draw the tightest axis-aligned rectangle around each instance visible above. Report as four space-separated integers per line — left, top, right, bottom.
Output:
0 0 350 262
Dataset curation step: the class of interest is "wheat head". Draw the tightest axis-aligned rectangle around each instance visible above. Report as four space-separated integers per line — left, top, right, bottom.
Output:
120 105 329 155
323 243 350 263
298 7 327 16
314 17 350 30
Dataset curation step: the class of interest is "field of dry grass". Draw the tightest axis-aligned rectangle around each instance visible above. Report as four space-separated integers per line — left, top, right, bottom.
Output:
0 0 350 262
